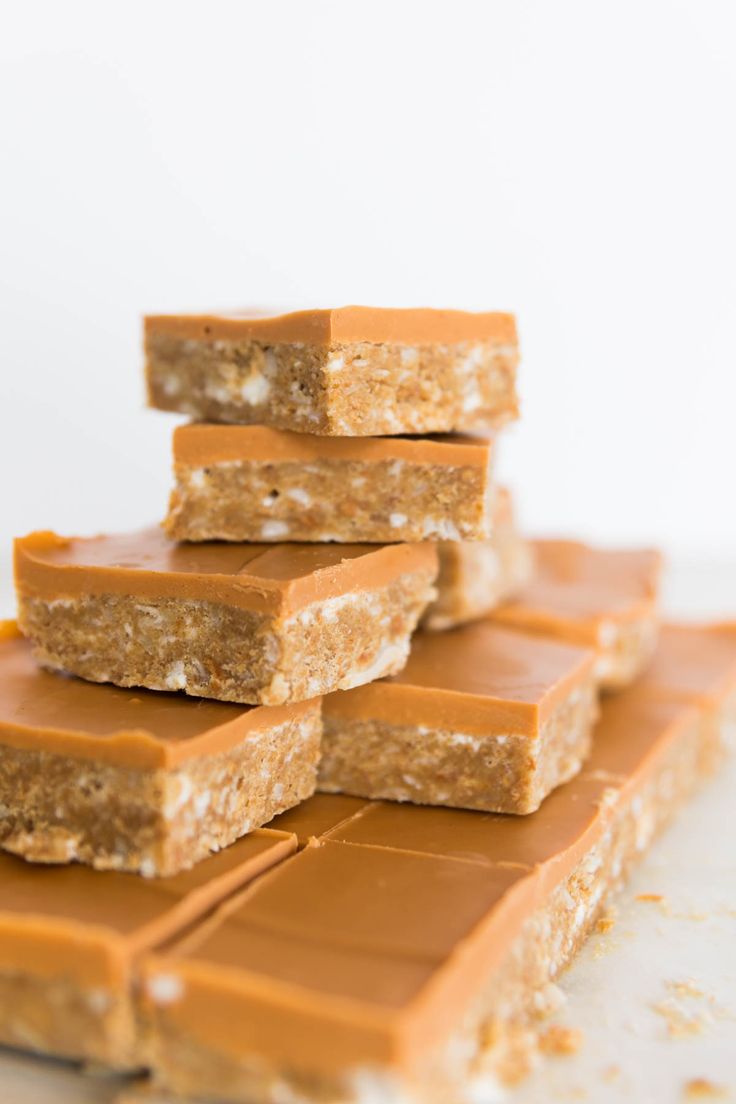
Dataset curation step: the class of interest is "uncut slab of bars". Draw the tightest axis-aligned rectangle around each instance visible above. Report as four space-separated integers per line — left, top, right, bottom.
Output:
14 529 437 706
137 625 736 1104
0 623 320 875
145 306 520 436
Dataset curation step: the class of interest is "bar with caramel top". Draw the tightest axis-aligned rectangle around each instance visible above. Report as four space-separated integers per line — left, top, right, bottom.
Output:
165 425 497 543
139 625 733 1103
491 540 662 689
636 622 736 769
422 486 535 628
0 622 320 876
14 529 437 706
320 622 598 815
0 828 295 1068
145 306 519 436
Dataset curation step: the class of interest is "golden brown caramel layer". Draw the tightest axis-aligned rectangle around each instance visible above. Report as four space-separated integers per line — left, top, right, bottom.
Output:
324 622 595 735
0 830 295 989
173 425 493 468
14 529 436 617
145 306 517 346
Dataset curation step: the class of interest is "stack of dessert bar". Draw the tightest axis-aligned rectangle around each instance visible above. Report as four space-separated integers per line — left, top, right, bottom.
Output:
1 307 734 1103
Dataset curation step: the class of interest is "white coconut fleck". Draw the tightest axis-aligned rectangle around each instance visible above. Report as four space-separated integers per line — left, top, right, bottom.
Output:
164 661 187 691
272 782 284 801
389 512 408 529
286 487 311 507
166 773 193 817
400 347 418 365
261 520 290 539
204 380 232 404
194 788 211 819
85 989 112 1014
188 468 206 490
325 355 345 373
598 619 619 648
147 973 184 1005
240 371 271 405
161 373 182 397
140 858 157 878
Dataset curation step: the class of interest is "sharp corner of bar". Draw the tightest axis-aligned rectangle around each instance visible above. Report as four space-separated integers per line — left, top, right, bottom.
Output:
3 304 735 1103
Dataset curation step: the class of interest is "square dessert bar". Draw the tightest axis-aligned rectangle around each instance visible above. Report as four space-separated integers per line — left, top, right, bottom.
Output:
139 629 728 1103
423 487 534 629
145 306 519 436
637 622 736 766
491 540 662 689
165 425 496 543
14 529 437 705
0 828 295 1068
0 622 320 876
320 622 598 814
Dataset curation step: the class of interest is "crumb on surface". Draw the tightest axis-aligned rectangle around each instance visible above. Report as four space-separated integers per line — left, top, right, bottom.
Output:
683 1078 728 1098
636 893 665 903
652 999 707 1039
538 1024 584 1056
596 912 616 933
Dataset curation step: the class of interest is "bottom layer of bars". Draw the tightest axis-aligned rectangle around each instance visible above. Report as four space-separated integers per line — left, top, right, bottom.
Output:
138 692 730 1102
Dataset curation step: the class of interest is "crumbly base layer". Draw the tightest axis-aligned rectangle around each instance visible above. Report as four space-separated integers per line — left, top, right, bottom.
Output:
423 523 535 630
165 457 493 544
596 612 660 691
0 713 320 876
146 335 519 436
0 971 136 1069
319 679 598 814
142 706 717 1104
18 571 435 705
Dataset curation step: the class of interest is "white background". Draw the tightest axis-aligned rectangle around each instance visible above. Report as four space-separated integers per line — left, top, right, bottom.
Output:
1 0 735 614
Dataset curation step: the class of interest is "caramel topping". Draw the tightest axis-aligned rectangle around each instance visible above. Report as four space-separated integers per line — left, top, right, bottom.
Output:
173 424 493 468
14 529 437 616
324 622 595 735
637 622 736 703
0 626 316 768
0 829 295 987
145 306 517 347
492 540 662 643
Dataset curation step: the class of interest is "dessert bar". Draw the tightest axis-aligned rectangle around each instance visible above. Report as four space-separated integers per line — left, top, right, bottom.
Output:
14 529 437 706
145 307 519 436
491 540 661 689
0 622 320 875
320 622 598 814
165 425 496 543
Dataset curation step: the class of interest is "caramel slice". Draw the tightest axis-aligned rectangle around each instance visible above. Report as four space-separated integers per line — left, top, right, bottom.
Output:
320 622 598 815
491 540 662 689
145 306 519 436
14 529 437 705
165 425 496 543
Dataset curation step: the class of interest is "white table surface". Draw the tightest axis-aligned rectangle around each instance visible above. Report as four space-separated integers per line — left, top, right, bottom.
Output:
1 558 735 1104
